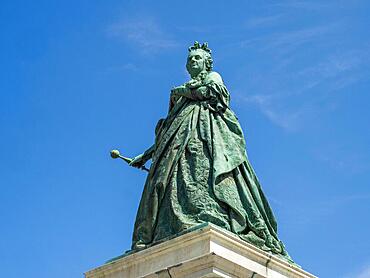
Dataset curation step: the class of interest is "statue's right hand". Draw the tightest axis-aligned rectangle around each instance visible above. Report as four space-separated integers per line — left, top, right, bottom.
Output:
129 154 146 168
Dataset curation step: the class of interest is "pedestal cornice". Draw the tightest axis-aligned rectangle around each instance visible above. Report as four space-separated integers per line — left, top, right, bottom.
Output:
85 224 316 278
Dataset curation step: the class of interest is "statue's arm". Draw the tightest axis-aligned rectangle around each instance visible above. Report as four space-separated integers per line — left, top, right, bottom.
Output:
143 144 155 159
171 71 224 101
129 144 155 168
129 117 165 168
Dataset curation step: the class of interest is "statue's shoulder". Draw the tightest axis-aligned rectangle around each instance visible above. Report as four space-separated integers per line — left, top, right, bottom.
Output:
205 71 224 85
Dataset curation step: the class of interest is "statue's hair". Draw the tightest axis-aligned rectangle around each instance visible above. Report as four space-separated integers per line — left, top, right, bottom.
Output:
188 41 213 71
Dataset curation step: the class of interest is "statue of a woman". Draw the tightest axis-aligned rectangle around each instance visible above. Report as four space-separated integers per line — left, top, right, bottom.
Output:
129 42 293 262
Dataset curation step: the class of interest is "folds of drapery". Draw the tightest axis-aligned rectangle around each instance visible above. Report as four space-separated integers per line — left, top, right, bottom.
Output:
131 80 292 262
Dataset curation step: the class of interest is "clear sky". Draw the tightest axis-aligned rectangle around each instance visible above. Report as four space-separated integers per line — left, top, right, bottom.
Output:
1 1 370 277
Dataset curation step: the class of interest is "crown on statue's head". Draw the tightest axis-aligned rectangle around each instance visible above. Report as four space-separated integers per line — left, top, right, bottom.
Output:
188 41 212 54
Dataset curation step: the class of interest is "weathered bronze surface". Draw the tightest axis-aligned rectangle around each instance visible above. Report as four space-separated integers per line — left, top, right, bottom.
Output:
113 42 293 263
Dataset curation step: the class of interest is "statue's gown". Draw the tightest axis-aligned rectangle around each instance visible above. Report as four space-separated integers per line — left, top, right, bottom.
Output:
132 72 292 261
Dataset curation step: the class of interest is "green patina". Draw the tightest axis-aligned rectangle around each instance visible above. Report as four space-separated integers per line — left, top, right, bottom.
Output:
120 42 294 263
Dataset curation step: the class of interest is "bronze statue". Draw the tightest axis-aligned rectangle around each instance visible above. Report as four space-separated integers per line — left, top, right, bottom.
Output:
112 42 293 263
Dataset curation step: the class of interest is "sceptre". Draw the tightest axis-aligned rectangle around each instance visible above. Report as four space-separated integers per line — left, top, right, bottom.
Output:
110 149 150 172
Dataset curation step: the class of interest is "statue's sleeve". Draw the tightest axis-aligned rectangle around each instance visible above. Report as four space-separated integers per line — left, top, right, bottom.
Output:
155 118 165 136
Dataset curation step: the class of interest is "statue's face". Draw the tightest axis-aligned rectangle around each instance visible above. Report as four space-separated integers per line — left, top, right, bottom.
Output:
186 50 206 77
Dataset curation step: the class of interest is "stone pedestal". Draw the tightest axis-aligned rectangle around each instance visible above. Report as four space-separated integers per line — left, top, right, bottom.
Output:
85 224 316 278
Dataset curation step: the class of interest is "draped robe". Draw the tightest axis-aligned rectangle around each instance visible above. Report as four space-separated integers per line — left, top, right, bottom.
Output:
131 71 292 262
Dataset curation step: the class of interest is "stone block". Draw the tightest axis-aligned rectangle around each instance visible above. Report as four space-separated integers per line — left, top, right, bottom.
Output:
85 224 316 278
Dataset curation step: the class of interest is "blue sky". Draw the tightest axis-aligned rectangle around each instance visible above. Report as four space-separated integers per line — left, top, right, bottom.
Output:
1 1 370 277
